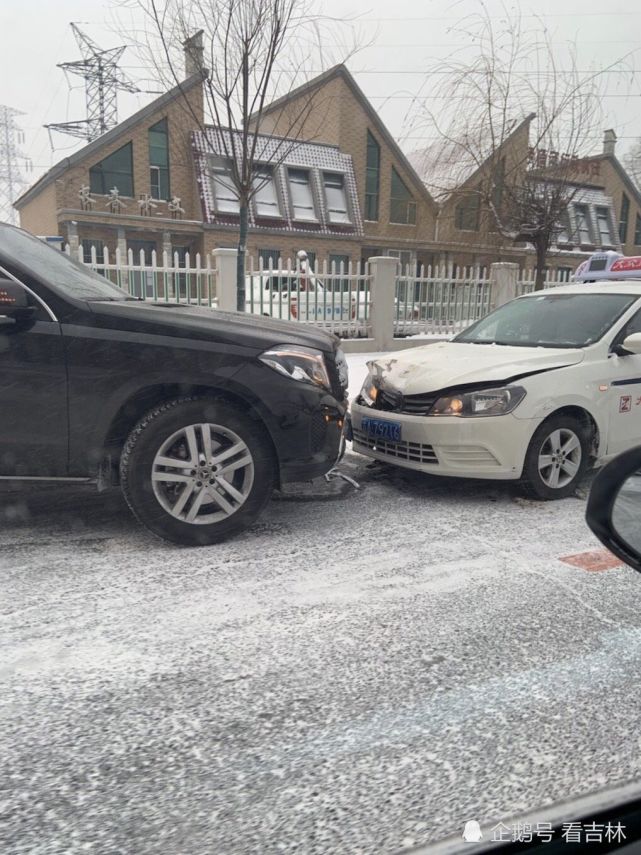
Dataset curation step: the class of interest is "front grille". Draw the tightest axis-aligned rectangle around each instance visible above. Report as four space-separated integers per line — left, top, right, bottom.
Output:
310 411 327 452
353 428 439 465
375 389 438 416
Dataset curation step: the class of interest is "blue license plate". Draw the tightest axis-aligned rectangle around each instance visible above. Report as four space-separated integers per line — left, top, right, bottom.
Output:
361 417 402 442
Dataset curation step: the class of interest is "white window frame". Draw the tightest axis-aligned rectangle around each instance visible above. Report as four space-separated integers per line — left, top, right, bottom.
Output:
573 203 593 245
595 206 614 246
323 172 351 224
209 157 239 214
252 167 282 218
287 168 318 222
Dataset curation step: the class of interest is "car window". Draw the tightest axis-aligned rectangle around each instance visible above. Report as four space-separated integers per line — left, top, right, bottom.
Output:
455 293 637 348
615 305 641 342
0 223 132 302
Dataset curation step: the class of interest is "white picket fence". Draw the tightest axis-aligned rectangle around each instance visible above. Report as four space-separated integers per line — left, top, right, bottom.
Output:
516 268 572 296
66 245 219 307
68 243 571 342
395 264 492 336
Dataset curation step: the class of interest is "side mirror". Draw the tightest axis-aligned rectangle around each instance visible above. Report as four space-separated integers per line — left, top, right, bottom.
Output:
586 446 641 573
622 332 641 355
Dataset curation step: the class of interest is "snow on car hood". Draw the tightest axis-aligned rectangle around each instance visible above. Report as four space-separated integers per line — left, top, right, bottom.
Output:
368 341 585 395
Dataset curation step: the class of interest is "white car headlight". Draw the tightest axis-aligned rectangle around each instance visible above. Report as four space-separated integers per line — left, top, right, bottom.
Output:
359 371 379 406
259 345 331 391
430 385 526 417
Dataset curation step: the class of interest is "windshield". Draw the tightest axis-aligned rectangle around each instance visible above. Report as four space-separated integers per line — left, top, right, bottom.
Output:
454 292 637 347
0 223 133 302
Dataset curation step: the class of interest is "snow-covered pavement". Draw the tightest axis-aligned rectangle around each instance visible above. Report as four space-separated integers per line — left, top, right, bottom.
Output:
2 353 641 854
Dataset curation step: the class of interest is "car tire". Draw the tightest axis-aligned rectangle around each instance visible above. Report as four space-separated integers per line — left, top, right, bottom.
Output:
120 397 275 546
519 414 591 500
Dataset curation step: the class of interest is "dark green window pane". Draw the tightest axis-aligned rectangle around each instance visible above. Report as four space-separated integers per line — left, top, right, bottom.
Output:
365 131 380 221
89 142 134 196
148 118 170 200
620 193 630 243
390 167 416 225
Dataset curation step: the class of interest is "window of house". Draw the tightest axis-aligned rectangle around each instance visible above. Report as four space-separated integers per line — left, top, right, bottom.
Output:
557 267 573 282
80 239 105 265
595 207 614 246
323 173 351 224
620 193 630 244
252 168 281 218
555 213 571 245
210 158 239 214
390 167 416 225
365 131 380 221
258 249 280 269
573 204 593 245
288 169 317 221
635 214 641 246
455 191 481 231
89 142 134 197
148 119 170 200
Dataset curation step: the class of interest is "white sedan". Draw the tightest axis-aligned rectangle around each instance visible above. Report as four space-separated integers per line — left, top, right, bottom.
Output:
351 281 641 499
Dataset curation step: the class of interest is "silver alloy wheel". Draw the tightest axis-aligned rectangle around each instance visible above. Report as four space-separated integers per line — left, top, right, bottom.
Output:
151 423 254 525
537 427 582 489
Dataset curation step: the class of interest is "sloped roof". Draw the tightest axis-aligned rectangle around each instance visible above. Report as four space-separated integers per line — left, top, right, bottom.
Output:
192 126 363 236
256 64 438 214
14 72 205 209
408 114 536 202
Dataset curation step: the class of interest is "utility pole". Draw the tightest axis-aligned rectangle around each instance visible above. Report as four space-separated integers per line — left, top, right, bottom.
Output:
0 105 31 225
45 23 139 143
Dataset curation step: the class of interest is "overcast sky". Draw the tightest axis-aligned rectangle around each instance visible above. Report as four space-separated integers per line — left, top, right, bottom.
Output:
2 0 640 191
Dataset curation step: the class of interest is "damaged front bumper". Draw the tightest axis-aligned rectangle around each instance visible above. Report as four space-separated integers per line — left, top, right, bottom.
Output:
349 401 540 480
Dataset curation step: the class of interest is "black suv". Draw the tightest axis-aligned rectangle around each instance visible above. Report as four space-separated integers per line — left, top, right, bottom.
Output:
0 225 348 545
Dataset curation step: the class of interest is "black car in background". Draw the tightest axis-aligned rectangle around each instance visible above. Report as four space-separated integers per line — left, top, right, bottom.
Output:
0 225 348 545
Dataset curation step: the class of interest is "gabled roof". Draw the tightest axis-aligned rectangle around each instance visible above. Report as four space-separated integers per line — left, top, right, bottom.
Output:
256 64 438 214
14 72 205 209
409 114 536 202
192 126 363 236
579 151 641 212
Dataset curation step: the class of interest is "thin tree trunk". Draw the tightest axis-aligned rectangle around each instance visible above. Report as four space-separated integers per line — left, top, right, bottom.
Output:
534 240 547 292
236 203 248 311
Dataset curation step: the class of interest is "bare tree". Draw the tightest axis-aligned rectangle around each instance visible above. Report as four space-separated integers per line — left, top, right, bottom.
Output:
120 0 358 308
407 4 623 290
623 140 641 191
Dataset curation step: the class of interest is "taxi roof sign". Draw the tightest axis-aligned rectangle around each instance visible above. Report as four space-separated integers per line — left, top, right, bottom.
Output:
574 250 641 282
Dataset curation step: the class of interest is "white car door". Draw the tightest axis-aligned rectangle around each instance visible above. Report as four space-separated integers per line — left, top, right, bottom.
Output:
606 304 641 455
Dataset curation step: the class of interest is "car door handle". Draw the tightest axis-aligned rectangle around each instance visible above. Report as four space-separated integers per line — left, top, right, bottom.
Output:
0 314 16 327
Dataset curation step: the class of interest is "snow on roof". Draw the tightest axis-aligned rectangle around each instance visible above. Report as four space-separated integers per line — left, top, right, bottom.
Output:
192 127 363 235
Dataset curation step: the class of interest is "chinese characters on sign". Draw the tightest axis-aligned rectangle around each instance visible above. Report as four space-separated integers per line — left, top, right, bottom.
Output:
527 147 601 178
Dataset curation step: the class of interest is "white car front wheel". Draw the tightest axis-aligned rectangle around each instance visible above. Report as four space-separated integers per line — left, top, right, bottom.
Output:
519 415 591 500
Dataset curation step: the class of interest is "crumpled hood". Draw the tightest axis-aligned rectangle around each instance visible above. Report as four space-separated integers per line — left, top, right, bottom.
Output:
369 341 585 395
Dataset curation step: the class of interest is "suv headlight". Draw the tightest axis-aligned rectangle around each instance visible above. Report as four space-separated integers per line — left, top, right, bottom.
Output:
359 371 378 406
259 345 331 391
430 385 526 417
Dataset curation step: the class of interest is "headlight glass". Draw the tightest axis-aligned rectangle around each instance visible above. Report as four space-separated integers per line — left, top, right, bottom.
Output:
259 345 331 390
430 385 526 417
359 371 378 406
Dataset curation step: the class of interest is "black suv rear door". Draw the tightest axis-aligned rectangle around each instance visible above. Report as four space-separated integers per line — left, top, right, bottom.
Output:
0 273 69 477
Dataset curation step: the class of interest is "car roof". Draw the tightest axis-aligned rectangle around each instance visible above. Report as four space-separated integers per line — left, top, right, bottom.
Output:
519 281 641 297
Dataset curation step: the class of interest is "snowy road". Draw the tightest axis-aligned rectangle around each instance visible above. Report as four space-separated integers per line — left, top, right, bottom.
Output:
2 358 641 853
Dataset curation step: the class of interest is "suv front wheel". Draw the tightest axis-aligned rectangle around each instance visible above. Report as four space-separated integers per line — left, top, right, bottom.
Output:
120 397 275 545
